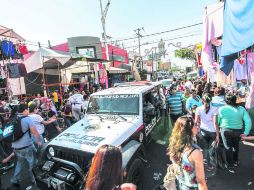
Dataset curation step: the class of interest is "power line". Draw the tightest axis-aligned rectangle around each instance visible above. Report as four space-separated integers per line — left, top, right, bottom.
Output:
125 32 202 50
114 22 202 42
23 23 202 50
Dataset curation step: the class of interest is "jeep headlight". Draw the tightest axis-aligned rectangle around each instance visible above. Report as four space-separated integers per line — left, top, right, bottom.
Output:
48 147 55 157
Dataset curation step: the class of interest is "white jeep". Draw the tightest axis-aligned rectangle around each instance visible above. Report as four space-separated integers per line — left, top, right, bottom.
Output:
33 81 164 190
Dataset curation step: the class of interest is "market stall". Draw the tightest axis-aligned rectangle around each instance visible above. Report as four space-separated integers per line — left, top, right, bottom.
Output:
0 25 28 98
24 47 84 96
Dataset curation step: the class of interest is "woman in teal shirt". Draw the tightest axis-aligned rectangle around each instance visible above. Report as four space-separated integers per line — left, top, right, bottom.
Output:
218 94 252 173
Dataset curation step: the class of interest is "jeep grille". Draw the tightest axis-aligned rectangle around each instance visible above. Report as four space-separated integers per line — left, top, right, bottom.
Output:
53 146 93 173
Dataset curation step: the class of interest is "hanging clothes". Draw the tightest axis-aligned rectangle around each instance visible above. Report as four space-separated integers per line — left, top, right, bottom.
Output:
216 69 235 86
247 53 254 82
222 0 254 57
221 0 254 76
8 77 26 95
8 63 20 78
17 44 28 55
1 40 15 58
18 63 27 77
234 59 247 81
201 2 224 70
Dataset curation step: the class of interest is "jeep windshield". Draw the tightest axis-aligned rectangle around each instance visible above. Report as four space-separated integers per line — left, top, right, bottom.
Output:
87 94 139 115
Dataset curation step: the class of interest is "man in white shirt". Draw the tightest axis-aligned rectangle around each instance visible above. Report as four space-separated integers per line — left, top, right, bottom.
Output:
29 103 56 145
68 89 85 121
82 94 89 114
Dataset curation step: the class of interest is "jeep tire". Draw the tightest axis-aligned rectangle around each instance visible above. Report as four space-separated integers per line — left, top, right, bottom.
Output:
126 158 145 190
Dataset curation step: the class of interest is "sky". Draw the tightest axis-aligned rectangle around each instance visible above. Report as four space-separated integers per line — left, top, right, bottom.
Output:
1 0 217 66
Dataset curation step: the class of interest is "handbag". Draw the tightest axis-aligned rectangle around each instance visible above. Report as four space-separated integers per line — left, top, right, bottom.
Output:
163 164 177 190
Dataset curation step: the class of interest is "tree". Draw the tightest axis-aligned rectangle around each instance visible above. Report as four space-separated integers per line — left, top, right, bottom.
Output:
175 48 196 61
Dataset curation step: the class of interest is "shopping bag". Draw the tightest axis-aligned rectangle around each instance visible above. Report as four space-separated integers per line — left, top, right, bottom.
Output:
208 141 218 168
216 143 227 169
163 164 177 190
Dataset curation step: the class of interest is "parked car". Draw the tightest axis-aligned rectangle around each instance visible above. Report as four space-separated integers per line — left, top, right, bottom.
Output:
161 79 173 89
33 81 163 190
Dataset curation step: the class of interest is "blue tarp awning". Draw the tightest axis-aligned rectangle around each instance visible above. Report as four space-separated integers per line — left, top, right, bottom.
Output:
220 0 254 75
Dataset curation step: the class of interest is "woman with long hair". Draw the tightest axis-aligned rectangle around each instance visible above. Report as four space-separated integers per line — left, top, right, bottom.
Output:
85 145 136 190
218 93 252 173
168 116 208 190
195 93 220 171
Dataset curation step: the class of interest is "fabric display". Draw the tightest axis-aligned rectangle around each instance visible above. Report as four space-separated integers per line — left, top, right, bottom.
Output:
8 77 26 95
247 53 254 82
201 2 224 71
245 53 254 109
1 40 15 58
8 63 27 78
0 40 28 60
216 69 234 86
220 0 254 75
0 64 6 79
17 43 28 55
0 79 6 88
234 59 247 81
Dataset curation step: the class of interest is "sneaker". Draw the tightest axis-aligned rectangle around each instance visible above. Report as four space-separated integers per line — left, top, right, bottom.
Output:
11 182 21 188
0 162 14 172
207 165 215 172
234 161 240 167
227 167 235 174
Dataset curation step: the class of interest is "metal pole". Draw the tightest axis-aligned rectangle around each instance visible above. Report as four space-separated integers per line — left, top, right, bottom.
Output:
42 56 47 97
112 48 114 67
99 0 110 61
152 50 154 81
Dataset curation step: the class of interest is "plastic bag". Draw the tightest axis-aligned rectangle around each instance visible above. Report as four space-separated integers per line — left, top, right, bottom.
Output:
208 141 218 167
163 164 177 190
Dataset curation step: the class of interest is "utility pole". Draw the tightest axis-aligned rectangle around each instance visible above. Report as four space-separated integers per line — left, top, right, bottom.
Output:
112 48 114 67
99 0 111 61
134 27 144 70
151 49 154 80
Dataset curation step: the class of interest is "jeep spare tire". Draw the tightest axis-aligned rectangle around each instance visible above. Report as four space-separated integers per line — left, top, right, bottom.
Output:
126 158 145 190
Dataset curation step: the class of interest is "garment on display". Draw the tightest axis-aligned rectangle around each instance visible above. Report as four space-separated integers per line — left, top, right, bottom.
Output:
234 59 247 81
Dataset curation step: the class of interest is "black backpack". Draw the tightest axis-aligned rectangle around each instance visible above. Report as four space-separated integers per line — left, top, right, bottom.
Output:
2 115 28 142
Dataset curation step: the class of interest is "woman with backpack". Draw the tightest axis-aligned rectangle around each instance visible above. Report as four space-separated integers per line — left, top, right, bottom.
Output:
218 93 252 173
168 116 208 190
195 93 220 171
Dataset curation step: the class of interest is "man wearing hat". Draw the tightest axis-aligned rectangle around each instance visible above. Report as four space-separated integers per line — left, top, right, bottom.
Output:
166 84 184 123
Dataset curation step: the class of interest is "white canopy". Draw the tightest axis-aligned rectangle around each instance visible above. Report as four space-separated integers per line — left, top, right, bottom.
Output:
24 48 83 73
108 67 129 74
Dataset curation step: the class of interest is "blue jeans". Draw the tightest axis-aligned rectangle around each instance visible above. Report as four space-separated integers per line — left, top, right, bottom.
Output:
32 135 45 146
11 145 36 184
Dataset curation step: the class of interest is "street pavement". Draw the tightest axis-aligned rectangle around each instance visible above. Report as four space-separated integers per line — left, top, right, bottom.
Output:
1 140 254 190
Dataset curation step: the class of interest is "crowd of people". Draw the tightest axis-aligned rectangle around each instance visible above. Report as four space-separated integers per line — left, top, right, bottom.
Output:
0 76 253 190
165 77 253 190
0 88 93 189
